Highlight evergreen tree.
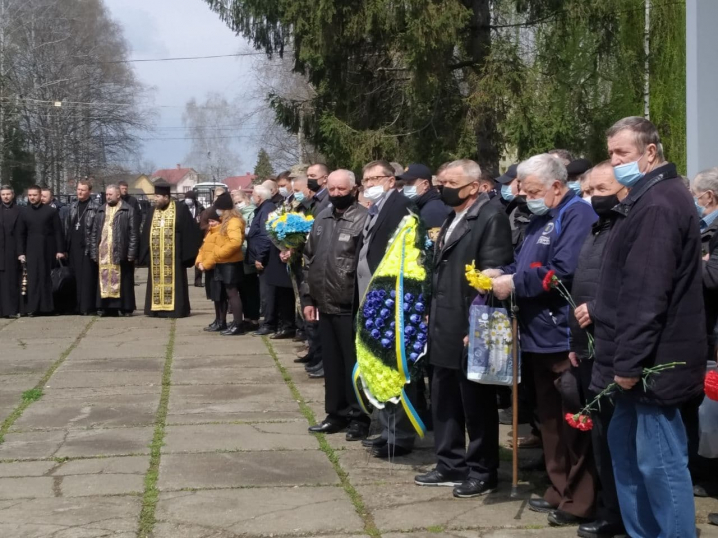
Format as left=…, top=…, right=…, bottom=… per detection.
left=253, top=148, right=275, bottom=182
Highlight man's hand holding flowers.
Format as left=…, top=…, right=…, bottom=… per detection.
left=614, top=375, right=640, bottom=390
left=574, top=303, right=592, bottom=328
left=482, top=268, right=504, bottom=278
left=491, top=274, right=514, bottom=300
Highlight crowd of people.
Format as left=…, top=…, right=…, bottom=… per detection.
left=1, top=115, right=717, bottom=537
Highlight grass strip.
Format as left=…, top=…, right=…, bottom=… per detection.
left=0, top=317, right=95, bottom=443
left=262, top=337, right=381, bottom=538
left=137, top=319, right=176, bottom=538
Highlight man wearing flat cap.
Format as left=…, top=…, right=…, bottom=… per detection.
left=565, top=158, right=593, bottom=197
left=139, top=179, right=202, bottom=318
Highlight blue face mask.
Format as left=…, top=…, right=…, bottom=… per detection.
left=613, top=156, right=645, bottom=188
left=294, top=191, right=305, bottom=203
left=403, top=186, right=419, bottom=199
left=500, top=184, right=515, bottom=202
left=527, top=198, right=550, bottom=216
left=567, top=181, right=581, bottom=195
left=695, top=198, right=706, bottom=217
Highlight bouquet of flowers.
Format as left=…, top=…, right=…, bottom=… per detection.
left=354, top=214, right=431, bottom=437
left=565, top=362, right=685, bottom=431
left=265, top=206, right=315, bottom=251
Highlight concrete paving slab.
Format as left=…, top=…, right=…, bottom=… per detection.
left=0, top=374, right=43, bottom=391
left=68, top=342, right=167, bottom=360
left=39, top=385, right=159, bottom=400
left=46, top=370, right=162, bottom=389
left=155, top=487, right=364, bottom=536
left=54, top=427, right=154, bottom=458
left=337, top=448, right=436, bottom=485
left=159, top=451, right=339, bottom=490
left=0, top=460, right=55, bottom=477
left=59, top=473, right=145, bottom=497
left=163, top=422, right=319, bottom=452
left=172, top=354, right=276, bottom=369
left=13, top=398, right=158, bottom=430
left=173, top=336, right=270, bottom=357
left=0, top=476, right=54, bottom=499
left=355, top=483, right=548, bottom=532
left=57, top=356, right=164, bottom=372
left=172, top=366, right=282, bottom=385
left=0, top=359, right=55, bottom=375
left=0, top=430, right=69, bottom=460
left=54, top=455, right=148, bottom=477
left=166, top=384, right=303, bottom=423
left=0, top=496, right=140, bottom=537
left=2, top=346, right=67, bottom=361
left=383, top=531, right=576, bottom=538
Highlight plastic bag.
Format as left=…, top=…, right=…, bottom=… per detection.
left=466, top=293, right=519, bottom=386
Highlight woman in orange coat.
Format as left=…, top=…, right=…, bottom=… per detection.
left=209, top=193, right=246, bottom=335
left=195, top=208, right=225, bottom=331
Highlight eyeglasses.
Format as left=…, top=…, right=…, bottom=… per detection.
left=362, top=175, right=391, bottom=186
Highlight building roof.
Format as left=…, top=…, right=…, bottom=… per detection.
left=151, top=166, right=196, bottom=185
left=223, top=173, right=257, bottom=191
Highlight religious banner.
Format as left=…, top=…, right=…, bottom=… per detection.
left=150, top=201, right=176, bottom=311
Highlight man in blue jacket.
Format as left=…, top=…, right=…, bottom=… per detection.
left=592, top=117, right=706, bottom=538
left=489, top=153, right=598, bottom=526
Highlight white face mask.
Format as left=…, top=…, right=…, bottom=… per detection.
left=216, top=209, right=224, bottom=217
left=279, top=187, right=290, bottom=198
left=364, top=185, right=386, bottom=203
left=235, top=202, right=246, bottom=210
left=184, top=198, right=194, bottom=206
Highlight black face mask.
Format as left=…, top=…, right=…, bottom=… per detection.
left=329, top=192, right=354, bottom=210
left=308, top=179, right=321, bottom=193
left=591, top=194, right=620, bottom=217
left=441, top=186, right=470, bottom=208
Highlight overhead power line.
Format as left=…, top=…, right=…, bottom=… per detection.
left=101, top=51, right=290, bottom=64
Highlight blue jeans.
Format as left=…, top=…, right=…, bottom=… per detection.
left=608, top=397, right=696, bottom=538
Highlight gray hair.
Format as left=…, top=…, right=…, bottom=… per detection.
left=607, top=116, right=665, bottom=160
left=330, top=169, right=356, bottom=187
left=693, top=167, right=718, bottom=194
left=444, top=159, right=482, bottom=181
left=253, top=185, right=272, bottom=201
left=548, top=149, right=575, bottom=166
left=518, top=154, right=568, bottom=186
left=105, top=184, right=120, bottom=193
left=292, top=175, right=308, bottom=188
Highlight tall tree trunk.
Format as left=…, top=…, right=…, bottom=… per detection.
left=466, top=0, right=499, bottom=172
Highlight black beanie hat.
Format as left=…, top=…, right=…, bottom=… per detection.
left=214, top=192, right=233, bottom=210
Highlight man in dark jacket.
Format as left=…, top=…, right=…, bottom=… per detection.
left=90, top=184, right=138, bottom=316
left=414, top=159, right=513, bottom=498
left=357, top=160, right=416, bottom=455
left=63, top=180, right=101, bottom=315
left=246, top=185, right=279, bottom=336
left=307, top=163, right=332, bottom=215
left=569, top=162, right=627, bottom=538
left=592, top=117, right=706, bottom=538
left=399, top=163, right=450, bottom=236
left=302, top=170, right=370, bottom=441
left=490, top=154, right=598, bottom=525
left=182, top=190, right=205, bottom=287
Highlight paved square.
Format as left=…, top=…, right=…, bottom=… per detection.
left=0, top=274, right=715, bottom=538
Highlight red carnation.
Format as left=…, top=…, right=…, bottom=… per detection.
left=706, top=370, right=718, bottom=402
left=566, top=412, right=593, bottom=431
left=530, top=262, right=542, bottom=269
left=542, top=270, right=557, bottom=292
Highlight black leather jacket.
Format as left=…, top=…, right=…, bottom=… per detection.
left=64, top=198, right=101, bottom=255
left=90, top=202, right=139, bottom=264
left=301, top=201, right=368, bottom=314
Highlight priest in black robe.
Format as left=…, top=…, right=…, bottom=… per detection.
left=63, top=180, right=100, bottom=315
left=0, top=185, right=21, bottom=318
left=139, top=180, right=201, bottom=318
left=17, top=185, right=65, bottom=315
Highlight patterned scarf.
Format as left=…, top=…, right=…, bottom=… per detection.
left=99, top=203, right=121, bottom=299
left=150, top=201, right=176, bottom=311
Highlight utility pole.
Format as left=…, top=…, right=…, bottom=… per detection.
left=643, top=0, right=651, bottom=119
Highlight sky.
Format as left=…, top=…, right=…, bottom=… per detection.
left=104, top=0, right=265, bottom=175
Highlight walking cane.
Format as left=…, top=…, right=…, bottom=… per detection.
left=510, top=294, right=519, bottom=498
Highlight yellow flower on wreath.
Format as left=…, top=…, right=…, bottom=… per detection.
left=465, top=260, right=492, bottom=292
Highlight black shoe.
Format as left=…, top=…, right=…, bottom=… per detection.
left=345, top=422, right=369, bottom=441
left=708, top=513, right=718, bottom=526
left=548, top=510, right=590, bottom=527
left=204, top=320, right=220, bottom=332
left=294, top=353, right=312, bottom=364
left=308, top=421, right=346, bottom=434
left=194, top=280, right=203, bottom=287
left=414, top=469, right=465, bottom=487
left=453, top=478, right=497, bottom=498
left=242, top=320, right=260, bottom=332
left=252, top=326, right=274, bottom=336
left=308, top=368, right=324, bottom=378
left=577, top=519, right=626, bottom=537
left=292, top=331, right=306, bottom=342
left=362, top=436, right=387, bottom=449
left=270, top=329, right=296, bottom=340
left=220, top=323, right=245, bottom=336
left=372, top=444, right=412, bottom=459
left=528, top=498, right=558, bottom=514
left=206, top=322, right=227, bottom=333
left=306, top=361, right=324, bottom=373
